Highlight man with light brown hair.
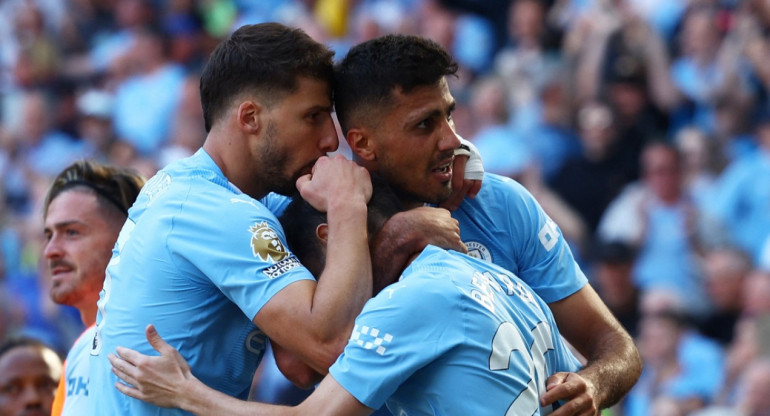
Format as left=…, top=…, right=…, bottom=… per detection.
left=43, top=160, right=145, bottom=416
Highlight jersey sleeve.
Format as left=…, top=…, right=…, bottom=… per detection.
left=498, top=176, right=588, bottom=302
left=328, top=276, right=461, bottom=410
left=167, top=190, right=314, bottom=321
left=259, top=192, right=292, bottom=217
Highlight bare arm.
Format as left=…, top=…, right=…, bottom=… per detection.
left=110, top=325, right=370, bottom=416
left=271, top=341, right=323, bottom=389
left=371, top=207, right=465, bottom=294
left=633, top=16, right=681, bottom=111
left=540, top=285, right=641, bottom=416
left=254, top=155, right=373, bottom=374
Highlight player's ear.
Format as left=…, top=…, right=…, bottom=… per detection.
left=315, top=223, right=329, bottom=245
left=237, top=100, right=262, bottom=134
left=347, top=128, right=376, bottom=161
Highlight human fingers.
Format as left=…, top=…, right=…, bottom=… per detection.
left=467, top=180, right=482, bottom=198
left=451, top=154, right=468, bottom=192
left=439, top=181, right=472, bottom=211
left=298, top=156, right=371, bottom=211
left=114, top=381, right=144, bottom=401
left=109, top=353, right=139, bottom=386
left=542, top=372, right=598, bottom=416
left=146, top=324, right=173, bottom=355
left=295, top=174, right=311, bottom=194
left=114, top=346, right=143, bottom=368
left=421, top=207, right=466, bottom=253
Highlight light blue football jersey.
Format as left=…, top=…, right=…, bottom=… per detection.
left=329, top=245, right=581, bottom=415
left=452, top=173, right=587, bottom=303
left=88, top=149, right=314, bottom=415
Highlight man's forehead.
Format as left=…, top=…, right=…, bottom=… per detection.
left=393, top=82, right=454, bottom=115
left=281, top=77, right=332, bottom=107
left=45, top=191, right=106, bottom=229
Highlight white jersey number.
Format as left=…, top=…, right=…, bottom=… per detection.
left=489, top=321, right=555, bottom=415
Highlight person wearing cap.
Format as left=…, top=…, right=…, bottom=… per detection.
left=42, top=160, right=145, bottom=416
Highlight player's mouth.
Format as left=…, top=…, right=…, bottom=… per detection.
left=49, top=264, right=73, bottom=281
left=431, top=158, right=454, bottom=181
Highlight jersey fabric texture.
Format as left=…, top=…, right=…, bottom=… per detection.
left=329, top=245, right=581, bottom=415
left=451, top=173, right=587, bottom=303
left=88, top=149, right=314, bottom=415
left=51, top=325, right=95, bottom=416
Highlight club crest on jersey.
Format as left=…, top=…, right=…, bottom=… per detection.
left=249, top=221, right=287, bottom=263
left=466, top=241, right=492, bottom=262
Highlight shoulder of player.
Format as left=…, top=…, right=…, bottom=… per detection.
left=391, top=251, right=472, bottom=300
left=455, top=173, right=537, bottom=222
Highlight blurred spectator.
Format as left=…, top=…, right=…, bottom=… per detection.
left=625, top=301, right=725, bottom=416
left=10, top=2, right=60, bottom=89
left=674, top=125, right=722, bottom=212
left=598, top=141, right=710, bottom=317
left=1, top=90, right=85, bottom=219
left=742, top=269, right=770, bottom=318
left=714, top=317, right=762, bottom=408
left=158, top=73, right=205, bottom=167
left=568, top=0, right=679, bottom=113
left=707, top=115, right=770, bottom=263
left=495, top=0, right=563, bottom=132
left=0, top=337, right=62, bottom=416
left=761, top=235, right=770, bottom=272
left=699, top=247, right=754, bottom=345
left=712, top=93, right=759, bottom=164
left=87, top=0, right=155, bottom=78
left=468, top=75, right=529, bottom=178
left=74, top=88, right=116, bottom=160
left=470, top=76, right=588, bottom=248
left=111, top=25, right=185, bottom=156
left=161, top=0, right=208, bottom=70
left=591, top=240, right=640, bottom=336
left=669, top=4, right=751, bottom=134
left=736, top=357, right=770, bottom=416
left=16, top=90, right=86, bottom=178
left=550, top=100, right=636, bottom=235
left=523, top=77, right=582, bottom=181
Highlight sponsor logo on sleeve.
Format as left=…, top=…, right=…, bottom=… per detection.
left=249, top=221, right=288, bottom=263
left=351, top=325, right=393, bottom=356
left=262, top=256, right=301, bottom=279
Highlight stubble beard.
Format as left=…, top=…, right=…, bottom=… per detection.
left=261, top=122, right=301, bottom=196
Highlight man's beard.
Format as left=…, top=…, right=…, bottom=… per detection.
left=260, top=121, right=300, bottom=196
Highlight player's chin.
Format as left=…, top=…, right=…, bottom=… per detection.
left=49, top=289, right=73, bottom=306
left=425, top=185, right=453, bottom=206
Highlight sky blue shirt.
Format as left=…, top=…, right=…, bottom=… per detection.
left=707, top=151, right=770, bottom=261
left=329, top=245, right=581, bottom=415
left=88, top=149, right=314, bottom=415
left=451, top=173, right=588, bottom=303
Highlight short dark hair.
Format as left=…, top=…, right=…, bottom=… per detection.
left=333, top=34, right=458, bottom=133
left=0, top=337, right=57, bottom=362
left=200, top=22, right=334, bottom=132
left=43, top=160, right=146, bottom=220
left=279, top=174, right=403, bottom=273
